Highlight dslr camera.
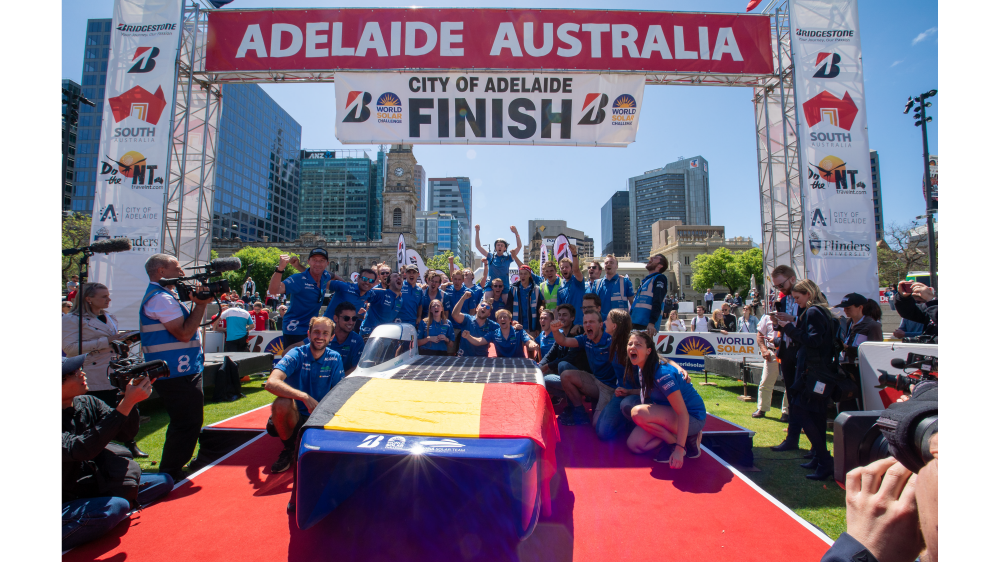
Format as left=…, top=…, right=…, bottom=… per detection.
left=107, top=332, right=170, bottom=392
left=158, top=257, right=241, bottom=302
left=833, top=353, right=938, bottom=483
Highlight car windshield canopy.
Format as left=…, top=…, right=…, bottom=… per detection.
left=357, top=336, right=412, bottom=369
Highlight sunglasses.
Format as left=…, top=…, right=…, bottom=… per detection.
left=587, top=266, right=599, bottom=270
left=360, top=276, right=376, bottom=284
left=380, top=272, right=390, bottom=276
left=339, top=315, right=358, bottom=322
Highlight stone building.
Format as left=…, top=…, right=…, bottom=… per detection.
left=647, top=220, right=755, bottom=305
left=525, top=220, right=595, bottom=263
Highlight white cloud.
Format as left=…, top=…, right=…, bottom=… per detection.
left=466, top=149, right=477, bottom=160
left=890, top=60, right=903, bottom=68
left=912, top=27, right=937, bottom=45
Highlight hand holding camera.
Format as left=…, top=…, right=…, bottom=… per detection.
left=844, top=458, right=923, bottom=562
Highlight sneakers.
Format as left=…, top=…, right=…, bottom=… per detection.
left=653, top=444, right=677, bottom=463
left=557, top=406, right=590, bottom=426
left=685, top=433, right=702, bottom=459
left=271, top=447, right=294, bottom=473
left=778, top=413, right=790, bottom=423
left=557, top=406, right=577, bottom=425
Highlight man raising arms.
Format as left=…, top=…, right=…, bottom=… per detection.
left=268, top=248, right=332, bottom=346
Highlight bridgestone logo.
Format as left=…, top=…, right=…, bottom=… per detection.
left=796, top=29, right=854, bottom=38
left=117, top=23, right=177, bottom=33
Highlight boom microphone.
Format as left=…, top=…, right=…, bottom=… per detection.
left=206, top=256, right=242, bottom=274
left=62, top=237, right=132, bottom=256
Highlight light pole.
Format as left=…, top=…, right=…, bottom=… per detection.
left=903, top=89, right=938, bottom=290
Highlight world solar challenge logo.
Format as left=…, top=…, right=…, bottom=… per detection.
left=611, top=94, right=637, bottom=126
left=376, top=92, right=403, bottom=124
left=676, top=336, right=716, bottom=356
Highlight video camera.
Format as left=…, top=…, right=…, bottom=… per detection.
left=158, top=257, right=241, bottom=302
left=833, top=352, right=938, bottom=484
left=107, top=332, right=170, bottom=392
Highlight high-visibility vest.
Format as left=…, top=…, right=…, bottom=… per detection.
left=539, top=279, right=562, bottom=310
left=139, top=284, right=203, bottom=379
left=631, top=272, right=665, bottom=326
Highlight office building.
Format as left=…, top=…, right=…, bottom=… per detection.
left=525, top=220, right=595, bottom=262
left=413, top=164, right=426, bottom=211
left=298, top=149, right=380, bottom=242
left=62, top=80, right=90, bottom=212
left=416, top=211, right=461, bottom=256
left=870, top=150, right=884, bottom=241
left=628, top=156, right=711, bottom=261
left=428, top=177, right=472, bottom=266
left=70, top=18, right=112, bottom=213
left=601, top=191, right=630, bottom=257
left=213, top=84, right=301, bottom=242
left=369, top=150, right=385, bottom=241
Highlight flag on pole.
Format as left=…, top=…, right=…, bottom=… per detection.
left=554, top=235, right=572, bottom=262
left=540, top=241, right=549, bottom=264
left=405, top=249, right=428, bottom=278
left=396, top=234, right=406, bottom=273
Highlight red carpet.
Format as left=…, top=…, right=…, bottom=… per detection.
left=65, top=419, right=831, bottom=561
left=210, top=405, right=271, bottom=429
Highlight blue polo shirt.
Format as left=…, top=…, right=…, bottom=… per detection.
left=484, top=326, right=532, bottom=358
left=594, top=274, right=634, bottom=320
left=443, top=284, right=474, bottom=315
left=558, top=275, right=587, bottom=325
left=281, top=269, right=332, bottom=335
left=421, top=288, right=452, bottom=318
left=275, top=344, right=346, bottom=416
left=417, top=319, right=455, bottom=352
left=326, top=331, right=365, bottom=372
left=397, top=280, right=423, bottom=326
left=537, top=329, right=558, bottom=359
left=468, top=284, right=484, bottom=308
left=324, top=280, right=375, bottom=321
left=574, top=332, right=617, bottom=387
left=486, top=252, right=515, bottom=291
left=360, top=288, right=402, bottom=336
left=647, top=363, right=707, bottom=421
left=481, top=289, right=509, bottom=321
left=454, top=314, right=499, bottom=357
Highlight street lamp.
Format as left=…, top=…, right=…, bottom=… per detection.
left=903, top=89, right=938, bottom=290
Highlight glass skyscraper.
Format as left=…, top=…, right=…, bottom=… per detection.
left=299, top=150, right=382, bottom=241
left=428, top=177, right=472, bottom=266
left=213, top=84, right=301, bottom=242
left=628, top=157, right=711, bottom=261
left=601, top=191, right=630, bottom=257
left=71, top=18, right=112, bottom=213
left=62, top=79, right=85, bottom=212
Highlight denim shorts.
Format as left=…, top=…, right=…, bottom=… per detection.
left=625, top=398, right=706, bottom=437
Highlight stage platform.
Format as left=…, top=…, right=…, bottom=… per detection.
left=203, top=352, right=274, bottom=384
left=65, top=408, right=831, bottom=561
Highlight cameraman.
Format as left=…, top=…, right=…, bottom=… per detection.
left=62, top=356, right=173, bottom=550
left=893, top=281, right=937, bottom=341
left=141, top=253, right=213, bottom=481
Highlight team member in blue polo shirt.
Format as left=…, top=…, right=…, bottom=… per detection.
left=475, top=224, right=522, bottom=292
left=593, top=254, right=634, bottom=319
left=623, top=331, right=707, bottom=467
left=418, top=270, right=451, bottom=321
left=462, top=308, right=539, bottom=358
left=397, top=265, right=423, bottom=327
left=268, top=249, right=333, bottom=346
left=360, top=271, right=404, bottom=338
left=549, top=309, right=627, bottom=428
left=324, top=267, right=378, bottom=330
left=326, top=302, right=365, bottom=374
left=417, top=299, right=455, bottom=356
left=632, top=253, right=670, bottom=337
left=557, top=245, right=586, bottom=325
left=480, top=277, right=510, bottom=322
left=451, top=291, right=500, bottom=357
left=443, top=267, right=474, bottom=314
left=463, top=266, right=483, bottom=308
left=265, top=316, right=345, bottom=475
left=537, top=309, right=557, bottom=359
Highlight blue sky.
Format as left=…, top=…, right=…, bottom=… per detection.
left=61, top=0, right=938, bottom=261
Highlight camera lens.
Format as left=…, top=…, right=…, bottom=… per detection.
left=859, top=425, right=893, bottom=466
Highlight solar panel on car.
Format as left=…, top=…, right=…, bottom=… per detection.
left=389, top=356, right=539, bottom=384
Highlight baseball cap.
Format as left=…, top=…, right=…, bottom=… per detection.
left=519, top=264, right=532, bottom=271
left=308, top=247, right=329, bottom=260
left=835, top=293, right=867, bottom=308
left=63, top=355, right=86, bottom=376
left=404, top=264, right=418, bottom=272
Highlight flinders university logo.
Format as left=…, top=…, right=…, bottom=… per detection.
left=611, top=94, right=637, bottom=126
left=677, top=336, right=715, bottom=356
left=342, top=91, right=372, bottom=123
left=376, top=93, right=403, bottom=124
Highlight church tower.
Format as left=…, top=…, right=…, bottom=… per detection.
left=382, top=144, right=420, bottom=247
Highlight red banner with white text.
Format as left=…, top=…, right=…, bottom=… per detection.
left=205, top=8, right=773, bottom=74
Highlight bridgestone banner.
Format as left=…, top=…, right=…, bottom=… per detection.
left=206, top=8, right=773, bottom=75
left=334, top=72, right=645, bottom=147
left=789, top=0, right=878, bottom=301
left=89, top=0, right=183, bottom=329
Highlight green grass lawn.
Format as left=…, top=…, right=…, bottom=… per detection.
left=132, top=373, right=846, bottom=540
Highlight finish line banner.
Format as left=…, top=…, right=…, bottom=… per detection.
left=789, top=0, right=879, bottom=302
left=334, top=72, right=645, bottom=146
left=89, top=0, right=183, bottom=329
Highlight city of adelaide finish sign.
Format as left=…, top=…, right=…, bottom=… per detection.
left=205, top=8, right=773, bottom=75
left=334, top=72, right=645, bottom=146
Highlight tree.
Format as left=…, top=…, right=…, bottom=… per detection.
left=691, top=247, right=763, bottom=296
left=877, top=221, right=932, bottom=287
left=218, top=246, right=301, bottom=297
left=528, top=259, right=540, bottom=275
left=425, top=251, right=462, bottom=273
left=62, top=212, right=92, bottom=286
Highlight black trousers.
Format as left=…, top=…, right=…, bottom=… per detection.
left=792, top=403, right=830, bottom=461
left=153, top=372, right=204, bottom=473
left=224, top=338, right=248, bottom=352
left=779, top=354, right=804, bottom=447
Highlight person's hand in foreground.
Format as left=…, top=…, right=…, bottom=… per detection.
left=844, top=457, right=923, bottom=562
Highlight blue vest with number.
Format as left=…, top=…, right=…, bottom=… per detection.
left=139, top=284, right=204, bottom=379
left=631, top=272, right=665, bottom=327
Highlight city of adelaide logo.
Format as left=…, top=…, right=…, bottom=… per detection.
left=611, top=94, right=637, bottom=126
left=376, top=93, right=403, bottom=124
left=809, top=231, right=871, bottom=258
left=578, top=93, right=608, bottom=125
left=100, top=151, right=163, bottom=188
left=808, top=155, right=866, bottom=194
left=343, top=91, right=373, bottom=123
left=107, top=85, right=168, bottom=125
left=677, top=337, right=715, bottom=356
left=813, top=52, right=841, bottom=79
left=128, top=46, right=160, bottom=74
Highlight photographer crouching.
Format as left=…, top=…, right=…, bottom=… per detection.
left=62, top=356, right=174, bottom=550
left=141, top=253, right=214, bottom=481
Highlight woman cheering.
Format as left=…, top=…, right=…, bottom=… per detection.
left=417, top=299, right=455, bottom=356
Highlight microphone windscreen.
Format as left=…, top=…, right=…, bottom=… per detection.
left=209, top=256, right=243, bottom=273
left=90, top=237, right=132, bottom=254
